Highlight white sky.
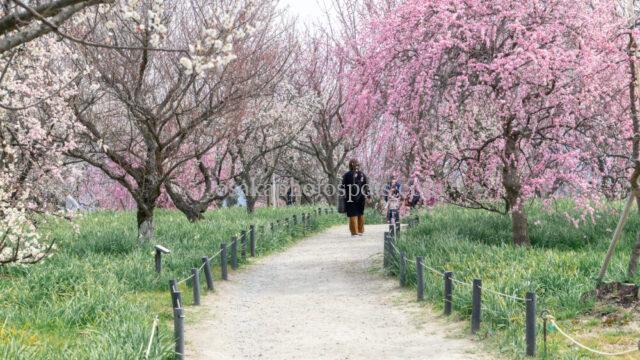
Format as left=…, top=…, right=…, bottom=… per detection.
left=280, top=0, right=326, bottom=26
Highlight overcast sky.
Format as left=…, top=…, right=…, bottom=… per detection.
left=280, top=0, right=326, bottom=25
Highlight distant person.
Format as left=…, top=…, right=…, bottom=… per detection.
left=286, top=187, right=295, bottom=206
left=341, top=159, right=371, bottom=236
left=385, top=187, right=401, bottom=224
left=408, top=179, right=422, bottom=208
left=383, top=175, right=401, bottom=202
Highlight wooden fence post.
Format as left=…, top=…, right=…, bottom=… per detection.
left=416, top=257, right=425, bottom=301
left=250, top=225, right=256, bottom=257
left=241, top=230, right=247, bottom=258
left=383, top=232, right=391, bottom=269
left=444, top=271, right=453, bottom=315
left=399, top=251, right=407, bottom=287
left=173, top=307, right=185, bottom=359
left=220, top=243, right=228, bottom=280
left=231, top=237, right=238, bottom=270
left=471, top=279, right=482, bottom=334
left=201, top=257, right=214, bottom=290
left=191, top=268, right=200, bottom=305
left=169, top=279, right=178, bottom=308
left=526, top=292, right=537, bottom=357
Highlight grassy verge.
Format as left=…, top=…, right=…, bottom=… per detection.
left=395, top=203, right=640, bottom=359
left=0, top=206, right=382, bottom=359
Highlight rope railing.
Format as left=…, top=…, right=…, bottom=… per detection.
left=143, top=315, right=160, bottom=360
left=208, top=247, right=225, bottom=262
left=143, top=208, right=334, bottom=359
left=173, top=227, right=247, bottom=285
left=544, top=314, right=640, bottom=357
left=423, top=262, right=445, bottom=277
left=176, top=274, right=194, bottom=286
left=450, top=277, right=472, bottom=287
left=388, top=218, right=638, bottom=357
left=478, top=285, right=528, bottom=302
left=389, top=238, right=525, bottom=301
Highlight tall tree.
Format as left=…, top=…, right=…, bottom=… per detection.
left=346, top=0, right=618, bottom=246
left=68, top=0, right=273, bottom=241
left=229, top=85, right=314, bottom=213
left=164, top=3, right=297, bottom=218
left=0, top=0, right=110, bottom=53
left=291, top=33, right=360, bottom=205
left=0, top=35, right=77, bottom=264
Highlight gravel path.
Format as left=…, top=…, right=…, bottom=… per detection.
left=185, top=224, right=492, bottom=360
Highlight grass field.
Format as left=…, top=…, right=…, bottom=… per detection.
left=0, top=206, right=383, bottom=359
left=5, top=200, right=637, bottom=359
left=396, top=202, right=640, bottom=359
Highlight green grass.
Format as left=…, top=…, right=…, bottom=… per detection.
left=395, top=203, right=640, bottom=359
left=0, top=206, right=383, bottom=359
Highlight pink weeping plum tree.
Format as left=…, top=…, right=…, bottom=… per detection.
left=345, top=0, right=624, bottom=246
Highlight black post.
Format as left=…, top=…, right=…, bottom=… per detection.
left=389, top=231, right=397, bottom=274
left=202, top=257, right=214, bottom=290
left=383, top=232, right=390, bottom=269
left=220, top=243, right=228, bottom=280
left=416, top=256, right=425, bottom=301
left=399, top=251, right=407, bottom=287
left=526, top=292, right=537, bottom=357
left=543, top=314, right=548, bottom=357
left=191, top=268, right=200, bottom=306
left=231, top=237, right=238, bottom=270
left=173, top=307, right=185, bottom=359
left=155, top=249, right=162, bottom=273
left=292, top=214, right=297, bottom=226
left=250, top=225, right=256, bottom=257
left=302, top=213, right=307, bottom=234
left=169, top=279, right=178, bottom=308
left=444, top=271, right=453, bottom=315
left=471, top=279, right=482, bottom=334
left=270, top=222, right=274, bottom=232
left=170, top=281, right=183, bottom=313
left=241, top=230, right=247, bottom=258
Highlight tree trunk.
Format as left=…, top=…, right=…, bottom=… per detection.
left=246, top=196, right=256, bottom=214
left=325, top=172, right=340, bottom=206
left=182, top=207, right=206, bottom=222
left=137, top=205, right=155, bottom=243
left=502, top=129, right=530, bottom=246
left=164, top=182, right=211, bottom=222
left=626, top=192, right=640, bottom=280
left=511, top=207, right=529, bottom=246
left=598, top=193, right=635, bottom=283
left=626, top=231, right=640, bottom=280
left=620, top=33, right=640, bottom=281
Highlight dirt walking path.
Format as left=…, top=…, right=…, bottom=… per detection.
left=185, top=224, right=493, bottom=360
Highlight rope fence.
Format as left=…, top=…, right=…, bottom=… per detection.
left=544, top=314, right=639, bottom=356
left=143, top=315, right=160, bottom=360
left=141, top=207, right=336, bottom=359
left=387, top=215, right=640, bottom=358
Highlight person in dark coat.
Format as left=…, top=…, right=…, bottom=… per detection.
left=341, top=159, right=371, bottom=236
left=286, top=187, right=295, bottom=206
